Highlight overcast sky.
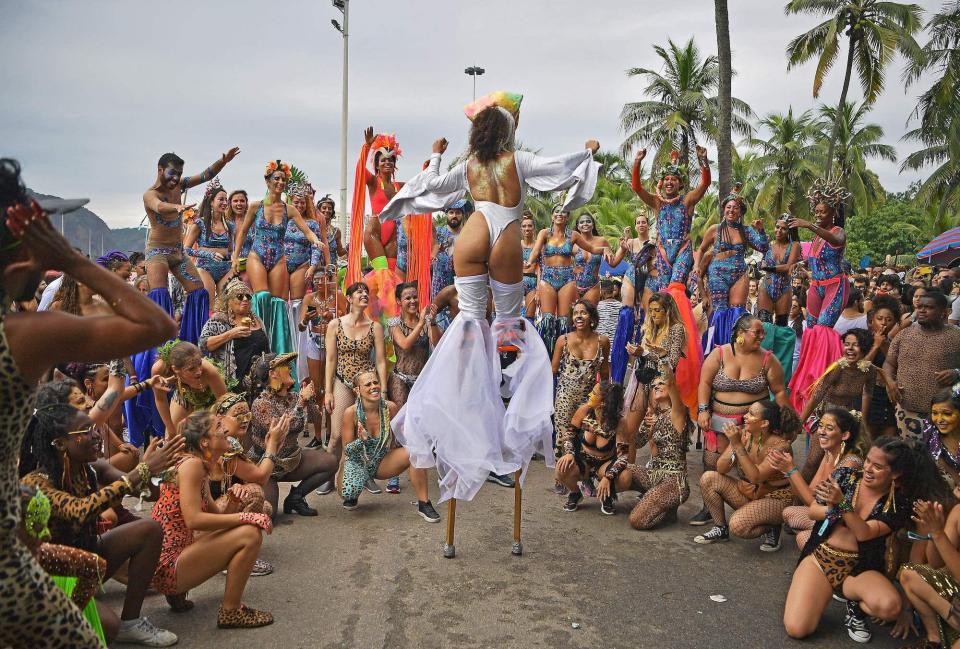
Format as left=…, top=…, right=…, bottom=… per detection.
left=0, top=0, right=942, bottom=228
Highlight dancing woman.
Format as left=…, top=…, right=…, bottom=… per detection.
left=631, top=147, right=711, bottom=291
left=787, top=179, right=851, bottom=414
left=769, top=407, right=863, bottom=549
left=572, top=212, right=605, bottom=303
left=184, top=179, right=234, bottom=306
left=284, top=182, right=325, bottom=301
left=607, top=212, right=656, bottom=384
left=555, top=381, right=631, bottom=515
left=151, top=340, right=227, bottom=439
left=150, top=411, right=275, bottom=629
left=520, top=213, right=539, bottom=320
left=0, top=159, right=177, bottom=648
left=782, top=438, right=935, bottom=642
left=627, top=365, right=692, bottom=530
left=697, top=184, right=769, bottom=352
left=227, top=190, right=251, bottom=262
left=757, top=215, right=800, bottom=325
left=525, top=206, right=608, bottom=352
left=379, top=90, right=601, bottom=501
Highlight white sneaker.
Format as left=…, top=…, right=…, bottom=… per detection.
left=115, top=617, right=178, bottom=647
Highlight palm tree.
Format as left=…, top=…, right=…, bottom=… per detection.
left=691, top=191, right=720, bottom=244
left=784, top=0, right=923, bottom=174
left=901, top=124, right=960, bottom=226
left=748, top=108, right=822, bottom=220
left=816, top=100, right=895, bottom=214
left=619, top=37, right=753, bottom=173
left=714, top=0, right=734, bottom=198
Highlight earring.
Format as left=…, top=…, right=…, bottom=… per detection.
left=836, top=441, right=846, bottom=466
left=736, top=335, right=744, bottom=346
left=201, top=444, right=212, bottom=462
left=883, top=477, right=896, bottom=513
left=269, top=375, right=282, bottom=391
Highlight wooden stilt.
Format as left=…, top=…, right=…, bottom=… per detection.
left=511, top=469, right=523, bottom=555
left=443, top=499, right=457, bottom=558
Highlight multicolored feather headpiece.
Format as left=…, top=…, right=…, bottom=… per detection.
left=463, top=91, right=523, bottom=121
left=370, top=134, right=402, bottom=160
left=658, top=150, right=686, bottom=181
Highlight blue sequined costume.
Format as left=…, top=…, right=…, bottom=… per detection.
left=574, top=249, right=602, bottom=292
left=284, top=218, right=321, bottom=273
left=649, top=197, right=693, bottom=292
left=706, top=224, right=769, bottom=309
left=761, top=241, right=794, bottom=302
left=250, top=204, right=289, bottom=272
left=187, top=217, right=233, bottom=282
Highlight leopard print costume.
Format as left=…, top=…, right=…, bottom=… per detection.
left=0, top=303, right=102, bottom=647
left=553, top=338, right=603, bottom=457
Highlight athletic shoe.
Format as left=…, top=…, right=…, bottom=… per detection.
left=487, top=472, right=515, bottom=488
left=250, top=559, right=273, bottom=577
left=386, top=477, right=401, bottom=494
left=314, top=481, right=334, bottom=496
left=694, top=525, right=729, bottom=544
left=342, top=498, right=358, bottom=511
left=305, top=437, right=322, bottom=449
left=364, top=479, right=382, bottom=494
left=845, top=600, right=872, bottom=643
left=417, top=500, right=440, bottom=523
left=600, top=497, right=616, bottom=516
left=114, top=617, right=178, bottom=647
left=563, top=491, right=583, bottom=512
left=688, top=506, right=713, bottom=526
left=760, top=525, right=782, bottom=553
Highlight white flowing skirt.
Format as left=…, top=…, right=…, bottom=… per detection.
left=393, top=314, right=554, bottom=502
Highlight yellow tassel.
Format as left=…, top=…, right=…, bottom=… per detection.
left=883, top=477, right=896, bottom=514
left=835, top=441, right=845, bottom=467
left=805, top=361, right=842, bottom=399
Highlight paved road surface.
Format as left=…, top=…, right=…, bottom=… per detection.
left=104, top=448, right=904, bottom=648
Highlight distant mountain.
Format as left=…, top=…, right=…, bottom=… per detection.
left=27, top=190, right=146, bottom=256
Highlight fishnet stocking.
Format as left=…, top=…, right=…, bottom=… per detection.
left=627, top=464, right=689, bottom=530
left=699, top=471, right=789, bottom=538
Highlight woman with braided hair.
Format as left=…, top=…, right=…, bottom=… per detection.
left=184, top=179, right=234, bottom=306
left=340, top=369, right=439, bottom=521
left=19, top=381, right=184, bottom=645
left=0, top=158, right=176, bottom=648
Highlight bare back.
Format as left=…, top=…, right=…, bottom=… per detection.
left=466, top=151, right=521, bottom=207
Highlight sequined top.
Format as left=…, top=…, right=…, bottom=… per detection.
left=544, top=236, right=574, bottom=258
left=807, top=227, right=846, bottom=281
left=656, top=197, right=692, bottom=242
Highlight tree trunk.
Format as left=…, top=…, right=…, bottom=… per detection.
left=825, top=33, right=856, bottom=179
left=714, top=0, right=733, bottom=198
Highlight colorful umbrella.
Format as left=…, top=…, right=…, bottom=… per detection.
left=917, top=226, right=960, bottom=265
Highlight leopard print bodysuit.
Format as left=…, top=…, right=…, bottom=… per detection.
left=553, top=337, right=603, bottom=457
left=0, top=302, right=102, bottom=647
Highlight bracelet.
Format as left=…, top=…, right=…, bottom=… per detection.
left=784, top=468, right=798, bottom=478
left=120, top=475, right=134, bottom=492
left=837, top=498, right=853, bottom=513
left=136, top=462, right=151, bottom=486
left=697, top=404, right=711, bottom=414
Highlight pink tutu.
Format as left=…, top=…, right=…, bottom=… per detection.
left=788, top=325, right=842, bottom=413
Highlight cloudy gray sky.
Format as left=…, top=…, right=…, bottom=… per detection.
left=0, top=0, right=942, bottom=228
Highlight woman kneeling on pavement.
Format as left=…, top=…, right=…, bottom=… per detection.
left=555, top=380, right=633, bottom=515
left=783, top=437, right=937, bottom=642
left=340, top=369, right=440, bottom=521
left=150, top=411, right=276, bottom=629
left=693, top=399, right=800, bottom=552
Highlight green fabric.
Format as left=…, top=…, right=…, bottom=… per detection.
left=251, top=291, right=297, bottom=380
left=761, top=322, right=796, bottom=387
left=370, top=255, right=388, bottom=270
left=51, top=575, right=106, bottom=646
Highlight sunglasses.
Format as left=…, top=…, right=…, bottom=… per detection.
left=233, top=412, right=252, bottom=424
left=234, top=294, right=252, bottom=302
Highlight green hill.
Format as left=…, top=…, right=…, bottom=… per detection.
left=27, top=190, right=146, bottom=256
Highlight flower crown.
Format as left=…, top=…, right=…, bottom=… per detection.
left=204, top=177, right=223, bottom=199
left=806, top=177, right=850, bottom=211
left=265, top=159, right=292, bottom=178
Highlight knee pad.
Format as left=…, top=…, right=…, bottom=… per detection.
left=489, top=278, right=524, bottom=320
left=454, top=274, right=489, bottom=319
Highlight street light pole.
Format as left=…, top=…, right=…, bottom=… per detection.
left=464, top=65, right=485, bottom=100
left=332, top=1, right=349, bottom=237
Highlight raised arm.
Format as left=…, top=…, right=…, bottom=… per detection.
left=181, top=147, right=239, bottom=189
left=745, top=221, right=770, bottom=253
left=571, top=232, right=609, bottom=256
left=683, top=147, right=712, bottom=208
left=4, top=209, right=177, bottom=385
left=631, top=150, right=657, bottom=209
left=373, top=322, right=388, bottom=388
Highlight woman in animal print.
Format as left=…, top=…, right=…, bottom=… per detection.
left=19, top=382, right=183, bottom=645
left=339, top=370, right=439, bottom=522
left=0, top=157, right=176, bottom=648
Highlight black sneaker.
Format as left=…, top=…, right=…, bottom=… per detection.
left=694, top=525, right=729, bottom=544
left=760, top=525, right=782, bottom=553
left=562, top=491, right=583, bottom=512
left=314, top=481, right=333, bottom=496
left=364, top=479, right=382, bottom=494
left=688, top=506, right=713, bottom=526
left=600, top=497, right=616, bottom=516
left=844, top=600, right=871, bottom=643
left=417, top=500, right=440, bottom=523
left=487, top=472, right=515, bottom=488
left=305, top=437, right=322, bottom=449
left=342, top=498, right=358, bottom=511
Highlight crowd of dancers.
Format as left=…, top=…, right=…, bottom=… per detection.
left=3, top=90, right=960, bottom=648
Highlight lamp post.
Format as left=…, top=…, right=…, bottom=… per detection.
left=464, top=65, right=485, bottom=101
left=332, top=0, right=349, bottom=236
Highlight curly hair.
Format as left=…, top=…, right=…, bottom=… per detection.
left=598, top=381, right=624, bottom=433
left=18, top=380, right=85, bottom=481
left=755, top=399, right=802, bottom=443
left=868, top=294, right=902, bottom=326
left=244, top=352, right=275, bottom=405
left=841, top=328, right=873, bottom=358
left=468, top=106, right=515, bottom=163
left=872, top=436, right=953, bottom=507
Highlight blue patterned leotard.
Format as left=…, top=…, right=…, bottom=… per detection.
left=706, top=223, right=768, bottom=308
left=574, top=249, right=602, bottom=292
left=187, top=217, right=233, bottom=282
left=250, top=203, right=289, bottom=273
left=761, top=241, right=794, bottom=302
left=805, top=227, right=847, bottom=327
left=649, top=197, right=694, bottom=292
left=284, top=218, right=322, bottom=273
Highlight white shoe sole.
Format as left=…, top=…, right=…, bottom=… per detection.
left=418, top=511, right=440, bottom=523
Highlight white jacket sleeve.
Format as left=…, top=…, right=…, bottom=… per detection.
left=515, top=150, right=601, bottom=210
left=379, top=154, right=467, bottom=222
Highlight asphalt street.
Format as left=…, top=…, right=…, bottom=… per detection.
left=104, top=447, right=904, bottom=649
